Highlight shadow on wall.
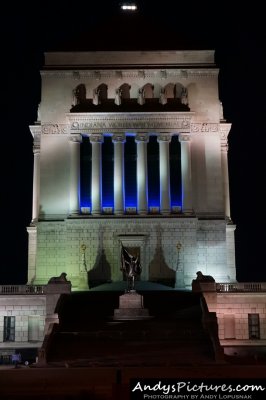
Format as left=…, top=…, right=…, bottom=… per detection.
left=88, top=249, right=112, bottom=288
left=149, top=225, right=175, bottom=287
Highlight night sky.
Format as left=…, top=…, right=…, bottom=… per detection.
left=1, top=1, right=265, bottom=284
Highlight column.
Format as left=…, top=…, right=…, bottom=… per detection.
left=32, top=134, right=41, bottom=222
left=179, top=134, right=193, bottom=214
left=220, top=124, right=231, bottom=220
left=135, top=133, right=148, bottom=214
left=112, top=133, right=125, bottom=214
left=69, top=134, right=81, bottom=215
left=26, top=226, right=37, bottom=284
left=157, top=134, right=171, bottom=214
left=90, top=134, right=103, bottom=215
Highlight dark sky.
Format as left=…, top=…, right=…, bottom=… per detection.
left=1, top=1, right=266, bottom=284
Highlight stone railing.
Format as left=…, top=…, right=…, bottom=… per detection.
left=0, top=285, right=46, bottom=295
left=216, top=282, right=266, bottom=292
left=193, top=282, right=266, bottom=293
left=0, top=283, right=71, bottom=295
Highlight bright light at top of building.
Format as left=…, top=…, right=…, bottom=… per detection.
left=121, top=3, right=137, bottom=11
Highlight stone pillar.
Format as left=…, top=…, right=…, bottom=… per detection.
left=179, top=133, right=193, bottom=214
left=90, top=134, right=103, bottom=215
left=135, top=133, right=148, bottom=214
left=220, top=124, right=231, bottom=220
left=32, top=135, right=41, bottom=222
left=157, top=134, right=171, bottom=214
left=226, top=223, right=236, bottom=282
left=112, top=133, right=125, bottom=215
left=69, top=134, right=81, bottom=215
left=27, top=226, right=37, bottom=284
left=29, top=126, right=41, bottom=223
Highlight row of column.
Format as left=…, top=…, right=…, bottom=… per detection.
left=69, top=132, right=193, bottom=216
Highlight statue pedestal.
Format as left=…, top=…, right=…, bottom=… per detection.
left=113, top=291, right=151, bottom=320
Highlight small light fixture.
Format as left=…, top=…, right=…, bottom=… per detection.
left=120, top=3, right=137, bottom=11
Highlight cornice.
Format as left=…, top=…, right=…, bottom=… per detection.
left=41, top=69, right=218, bottom=80
left=29, top=125, right=42, bottom=138
left=67, top=112, right=194, bottom=134
left=220, top=122, right=232, bottom=138
left=220, top=123, right=232, bottom=151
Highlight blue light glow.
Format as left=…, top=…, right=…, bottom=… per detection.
left=80, top=137, right=92, bottom=210
left=125, top=137, right=137, bottom=208
left=102, top=136, right=114, bottom=208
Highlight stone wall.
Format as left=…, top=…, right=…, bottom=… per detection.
left=33, top=218, right=234, bottom=289
left=204, top=292, right=266, bottom=340
left=0, top=296, right=46, bottom=343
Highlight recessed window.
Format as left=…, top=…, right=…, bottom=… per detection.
left=248, top=313, right=260, bottom=339
left=4, top=316, right=15, bottom=342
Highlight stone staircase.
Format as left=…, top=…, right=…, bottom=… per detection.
left=46, top=290, right=217, bottom=366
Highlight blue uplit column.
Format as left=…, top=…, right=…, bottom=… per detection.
left=112, top=133, right=125, bottom=215
left=179, top=133, right=193, bottom=214
left=135, top=133, right=148, bottom=214
left=90, top=134, right=103, bottom=215
left=158, top=134, right=171, bottom=214
left=69, top=134, right=82, bottom=215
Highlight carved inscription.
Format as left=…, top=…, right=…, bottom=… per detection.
left=68, top=113, right=193, bottom=133
left=191, top=123, right=220, bottom=133
left=42, top=124, right=69, bottom=134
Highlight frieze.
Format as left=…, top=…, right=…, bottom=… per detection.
left=42, top=124, right=69, bottom=135
left=67, top=112, right=194, bottom=134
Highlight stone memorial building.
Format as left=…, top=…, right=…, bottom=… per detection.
left=27, top=50, right=236, bottom=290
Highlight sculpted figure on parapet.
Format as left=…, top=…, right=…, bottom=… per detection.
left=48, top=272, right=70, bottom=284
left=195, top=271, right=215, bottom=282
left=191, top=271, right=215, bottom=292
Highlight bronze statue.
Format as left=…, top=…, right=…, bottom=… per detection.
left=120, top=244, right=141, bottom=291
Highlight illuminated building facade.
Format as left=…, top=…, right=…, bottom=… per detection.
left=27, top=50, right=236, bottom=290
left=1, top=50, right=266, bottom=364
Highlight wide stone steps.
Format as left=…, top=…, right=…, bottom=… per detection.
left=45, top=290, right=216, bottom=365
